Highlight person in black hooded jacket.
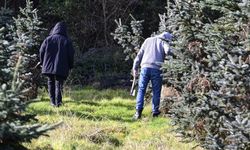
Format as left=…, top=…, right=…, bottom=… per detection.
left=39, top=22, right=75, bottom=107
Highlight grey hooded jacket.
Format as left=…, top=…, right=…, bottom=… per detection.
left=132, top=32, right=173, bottom=71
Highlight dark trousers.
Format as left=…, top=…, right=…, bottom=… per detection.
left=46, top=74, right=65, bottom=106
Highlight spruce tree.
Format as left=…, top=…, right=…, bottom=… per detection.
left=0, top=7, right=13, bottom=84
left=160, top=0, right=210, bottom=143
left=161, top=0, right=250, bottom=149
left=0, top=7, right=13, bottom=26
left=0, top=1, right=60, bottom=149
left=112, top=15, right=144, bottom=61
left=10, top=0, right=44, bottom=99
left=0, top=55, right=60, bottom=149
left=199, top=0, right=250, bottom=149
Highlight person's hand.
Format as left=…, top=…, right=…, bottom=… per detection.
left=133, top=70, right=138, bottom=77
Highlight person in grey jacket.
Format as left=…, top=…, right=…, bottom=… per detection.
left=132, top=32, right=173, bottom=120
left=40, top=22, right=74, bottom=107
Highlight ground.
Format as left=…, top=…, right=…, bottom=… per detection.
left=23, top=87, right=203, bottom=150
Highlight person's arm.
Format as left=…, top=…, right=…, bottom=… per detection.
left=132, top=40, right=146, bottom=76
left=163, top=42, right=173, bottom=56
left=163, top=42, right=176, bottom=60
left=67, top=40, right=75, bottom=69
left=39, top=39, right=47, bottom=65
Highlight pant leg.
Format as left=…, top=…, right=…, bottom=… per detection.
left=136, top=68, right=150, bottom=111
left=47, top=74, right=56, bottom=105
left=55, top=75, right=64, bottom=105
left=151, top=69, right=162, bottom=114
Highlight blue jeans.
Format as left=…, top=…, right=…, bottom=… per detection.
left=136, top=67, right=162, bottom=114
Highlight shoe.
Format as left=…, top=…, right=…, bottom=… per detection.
left=152, top=111, right=161, bottom=117
left=50, top=102, right=56, bottom=107
left=132, top=110, right=142, bottom=120
left=56, top=102, right=62, bottom=107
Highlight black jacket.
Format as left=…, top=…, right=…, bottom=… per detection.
left=39, top=22, right=74, bottom=78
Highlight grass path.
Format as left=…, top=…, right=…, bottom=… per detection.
left=24, top=88, right=202, bottom=150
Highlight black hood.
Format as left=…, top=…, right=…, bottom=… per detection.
left=50, top=22, right=67, bottom=36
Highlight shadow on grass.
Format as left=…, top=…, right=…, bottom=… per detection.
left=103, top=102, right=135, bottom=110
left=36, top=99, right=134, bottom=109
left=38, top=97, right=101, bottom=107
left=29, top=105, right=134, bottom=123
left=29, top=99, right=134, bottom=122
left=32, top=88, right=136, bottom=122
left=66, top=88, right=134, bottom=101
left=64, top=100, right=101, bottom=106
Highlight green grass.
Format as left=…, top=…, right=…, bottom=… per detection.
left=23, top=87, right=202, bottom=150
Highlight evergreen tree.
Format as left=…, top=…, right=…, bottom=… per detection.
left=161, top=0, right=250, bottom=149
left=112, top=15, right=144, bottom=61
left=0, top=55, right=60, bottom=149
left=0, top=1, right=60, bottom=149
left=160, top=0, right=210, bottom=143
left=0, top=7, right=13, bottom=26
left=199, top=0, right=250, bottom=149
left=10, top=0, right=44, bottom=99
left=161, top=0, right=207, bottom=90
left=0, top=7, right=14, bottom=84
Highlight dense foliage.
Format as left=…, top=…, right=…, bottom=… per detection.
left=161, top=0, right=250, bottom=149
left=112, top=15, right=144, bottom=61
left=68, top=47, right=132, bottom=87
left=12, top=0, right=44, bottom=99
left=0, top=1, right=58, bottom=148
left=37, top=0, right=139, bottom=51
left=113, top=0, right=250, bottom=149
left=1, top=0, right=44, bottom=99
left=0, top=57, right=58, bottom=149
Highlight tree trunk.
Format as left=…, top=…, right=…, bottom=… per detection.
left=102, top=0, right=108, bottom=46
